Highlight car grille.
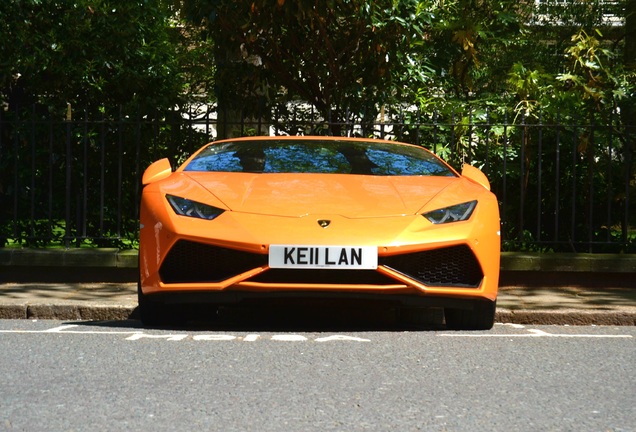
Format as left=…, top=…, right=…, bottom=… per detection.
left=160, top=240, right=483, bottom=288
left=379, top=244, right=483, bottom=288
left=159, top=240, right=268, bottom=283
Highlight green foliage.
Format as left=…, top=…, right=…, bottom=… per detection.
left=0, top=0, right=191, bottom=116
left=1, top=0, right=635, bottom=251
left=179, top=0, right=437, bottom=132
left=0, top=0, right=219, bottom=249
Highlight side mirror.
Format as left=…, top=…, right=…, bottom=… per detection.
left=461, top=164, right=491, bottom=191
left=142, top=158, right=172, bottom=186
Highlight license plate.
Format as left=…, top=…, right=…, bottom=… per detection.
left=269, top=245, right=378, bottom=269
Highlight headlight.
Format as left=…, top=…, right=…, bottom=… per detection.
left=166, top=195, right=225, bottom=220
left=423, top=200, right=477, bottom=224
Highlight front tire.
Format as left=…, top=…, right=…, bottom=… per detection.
left=444, top=299, right=496, bottom=330
left=398, top=307, right=445, bottom=328
left=137, top=281, right=180, bottom=327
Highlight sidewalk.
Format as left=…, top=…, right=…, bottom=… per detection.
left=1, top=249, right=635, bottom=325
left=1, top=281, right=635, bottom=325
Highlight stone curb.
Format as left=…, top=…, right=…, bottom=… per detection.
left=500, top=253, right=636, bottom=273
left=0, top=248, right=138, bottom=268
left=2, top=304, right=635, bottom=326
left=0, top=304, right=137, bottom=321
left=495, top=309, right=636, bottom=326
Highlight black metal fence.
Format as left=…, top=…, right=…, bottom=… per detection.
left=1, top=105, right=634, bottom=252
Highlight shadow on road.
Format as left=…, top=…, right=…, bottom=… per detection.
left=71, top=301, right=446, bottom=332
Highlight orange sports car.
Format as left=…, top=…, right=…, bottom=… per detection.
left=139, top=136, right=500, bottom=329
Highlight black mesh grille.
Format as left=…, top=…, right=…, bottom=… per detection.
left=159, top=240, right=268, bottom=283
left=379, top=244, right=483, bottom=287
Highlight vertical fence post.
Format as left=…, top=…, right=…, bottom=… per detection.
left=519, top=113, right=526, bottom=241
left=47, top=117, right=54, bottom=237
left=99, top=112, right=106, bottom=236
left=64, top=104, right=73, bottom=248
left=135, top=111, right=142, bottom=224
left=537, top=111, right=543, bottom=244
left=502, top=111, right=508, bottom=246
left=606, top=110, right=613, bottom=243
left=117, top=107, right=123, bottom=238
left=484, top=108, right=491, bottom=177
left=554, top=109, right=561, bottom=244
left=587, top=116, right=595, bottom=252
left=432, top=111, right=438, bottom=155
left=12, top=113, right=19, bottom=241
left=623, top=126, right=634, bottom=246
left=415, top=110, right=421, bottom=147
left=450, top=108, right=456, bottom=166
left=81, top=109, right=89, bottom=242
left=571, top=116, right=578, bottom=250
left=29, top=105, right=36, bottom=241
left=467, top=105, right=473, bottom=165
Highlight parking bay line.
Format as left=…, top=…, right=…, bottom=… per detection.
left=0, top=324, right=144, bottom=336
left=1, top=325, right=632, bottom=339
left=440, top=329, right=633, bottom=338
left=0, top=325, right=371, bottom=342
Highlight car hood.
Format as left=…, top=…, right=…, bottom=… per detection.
left=184, top=172, right=458, bottom=218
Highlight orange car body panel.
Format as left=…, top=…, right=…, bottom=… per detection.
left=139, top=136, right=500, bottom=303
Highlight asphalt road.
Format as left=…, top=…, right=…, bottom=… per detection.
left=1, top=317, right=634, bottom=432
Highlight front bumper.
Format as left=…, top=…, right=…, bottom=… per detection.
left=141, top=238, right=499, bottom=304
left=140, top=193, right=500, bottom=304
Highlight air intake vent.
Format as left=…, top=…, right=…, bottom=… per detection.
left=380, top=245, right=483, bottom=287
left=159, top=240, right=267, bottom=283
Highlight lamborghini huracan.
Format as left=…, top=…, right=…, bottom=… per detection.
left=138, top=136, right=500, bottom=329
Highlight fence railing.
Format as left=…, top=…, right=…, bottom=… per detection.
left=1, top=105, right=634, bottom=252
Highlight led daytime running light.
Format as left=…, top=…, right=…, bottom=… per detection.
left=423, top=201, right=477, bottom=224
left=166, top=195, right=224, bottom=220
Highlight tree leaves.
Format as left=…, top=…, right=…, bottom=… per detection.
left=0, top=0, right=186, bottom=116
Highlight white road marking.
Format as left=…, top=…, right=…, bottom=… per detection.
left=0, top=326, right=371, bottom=342
left=315, top=335, right=370, bottom=342
left=527, top=328, right=632, bottom=338
left=499, top=323, right=527, bottom=329
left=192, top=335, right=236, bottom=341
left=1, top=325, right=632, bottom=340
left=126, top=333, right=189, bottom=341
left=45, top=325, right=80, bottom=332
left=271, top=335, right=308, bottom=342
left=0, top=327, right=143, bottom=335
left=440, top=328, right=632, bottom=338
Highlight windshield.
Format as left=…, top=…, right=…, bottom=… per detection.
left=184, top=139, right=455, bottom=177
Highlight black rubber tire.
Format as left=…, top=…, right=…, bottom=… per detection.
left=398, top=307, right=445, bottom=328
left=444, top=299, right=496, bottom=330
left=137, top=281, right=178, bottom=327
